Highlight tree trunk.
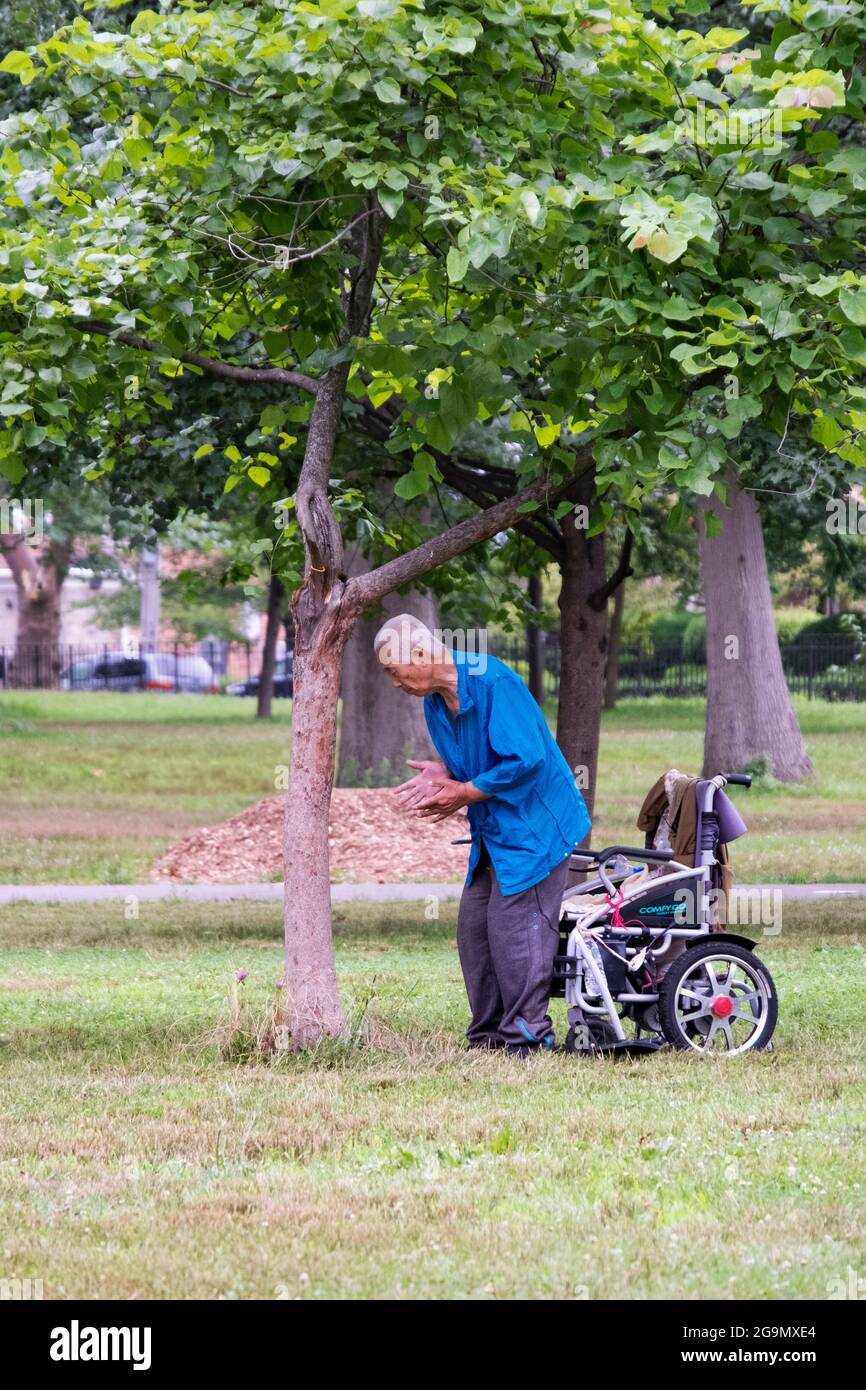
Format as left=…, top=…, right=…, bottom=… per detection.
left=337, top=551, right=436, bottom=785
left=555, top=472, right=608, bottom=826
left=283, top=601, right=354, bottom=1045
left=0, top=535, right=68, bottom=687
left=604, top=575, right=626, bottom=710
left=526, top=572, right=545, bottom=706
left=699, top=472, right=812, bottom=782
left=282, top=194, right=388, bottom=1046
left=256, top=573, right=284, bottom=721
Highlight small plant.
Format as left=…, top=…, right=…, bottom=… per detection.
left=216, top=973, right=379, bottom=1066
left=743, top=754, right=775, bottom=788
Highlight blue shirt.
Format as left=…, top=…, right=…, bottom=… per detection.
left=423, top=652, right=591, bottom=896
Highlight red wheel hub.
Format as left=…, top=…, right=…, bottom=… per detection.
left=710, top=994, right=734, bottom=1019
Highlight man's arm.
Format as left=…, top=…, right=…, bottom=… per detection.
left=415, top=678, right=546, bottom=820
left=467, top=676, right=546, bottom=800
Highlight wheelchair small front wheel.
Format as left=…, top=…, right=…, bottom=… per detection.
left=658, top=941, right=777, bottom=1055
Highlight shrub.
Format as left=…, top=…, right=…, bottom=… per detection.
left=787, top=613, right=860, bottom=673
left=649, top=610, right=692, bottom=652
left=682, top=614, right=707, bottom=664
left=773, top=607, right=816, bottom=643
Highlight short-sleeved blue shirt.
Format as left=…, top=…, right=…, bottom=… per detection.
left=423, top=652, right=591, bottom=896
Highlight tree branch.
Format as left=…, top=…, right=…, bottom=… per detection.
left=73, top=320, right=320, bottom=395
left=434, top=454, right=565, bottom=562
left=293, top=195, right=386, bottom=636
left=587, top=530, right=634, bottom=611
left=347, top=449, right=594, bottom=611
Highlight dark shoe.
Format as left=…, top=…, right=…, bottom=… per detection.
left=506, top=1034, right=555, bottom=1058
left=467, top=1036, right=507, bottom=1051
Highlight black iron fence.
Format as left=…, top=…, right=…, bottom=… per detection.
left=0, top=641, right=263, bottom=692
left=1, top=633, right=863, bottom=701
left=491, top=633, right=866, bottom=703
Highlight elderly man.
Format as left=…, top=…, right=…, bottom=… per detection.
left=375, top=614, right=591, bottom=1056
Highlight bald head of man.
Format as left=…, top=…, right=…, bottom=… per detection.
left=373, top=613, right=454, bottom=698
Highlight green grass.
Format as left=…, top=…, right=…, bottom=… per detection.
left=0, top=692, right=288, bottom=882
left=1, top=898, right=864, bottom=1299
left=587, top=697, right=866, bottom=884
left=2, top=689, right=865, bottom=884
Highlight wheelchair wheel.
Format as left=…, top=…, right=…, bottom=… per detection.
left=658, top=941, right=777, bottom=1055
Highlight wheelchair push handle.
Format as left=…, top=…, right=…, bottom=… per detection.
left=721, top=771, right=752, bottom=788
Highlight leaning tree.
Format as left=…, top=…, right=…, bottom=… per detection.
left=2, top=1, right=865, bottom=1042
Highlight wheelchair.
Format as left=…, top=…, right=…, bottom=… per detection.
left=552, top=773, right=778, bottom=1056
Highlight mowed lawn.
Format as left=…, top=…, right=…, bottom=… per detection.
left=1, top=898, right=864, bottom=1300
left=1, top=690, right=866, bottom=883
left=0, top=692, right=290, bottom=883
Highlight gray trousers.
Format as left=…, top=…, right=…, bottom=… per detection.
left=456, top=843, right=571, bottom=1052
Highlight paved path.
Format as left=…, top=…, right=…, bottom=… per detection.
left=0, top=881, right=864, bottom=904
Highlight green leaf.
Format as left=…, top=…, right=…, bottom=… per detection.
left=446, top=246, right=470, bottom=282
left=0, top=50, right=36, bottom=81
left=394, top=469, right=428, bottom=500
left=374, top=78, right=402, bottom=104
left=428, top=76, right=457, bottom=99
left=65, top=354, right=97, bottom=380
left=378, top=187, right=403, bottom=219
left=248, top=466, right=271, bottom=487
left=839, top=288, right=866, bottom=327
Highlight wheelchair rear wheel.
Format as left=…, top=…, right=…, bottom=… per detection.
left=658, top=941, right=777, bottom=1055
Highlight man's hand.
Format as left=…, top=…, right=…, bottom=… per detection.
left=416, top=777, right=487, bottom=823
left=393, top=759, right=450, bottom=812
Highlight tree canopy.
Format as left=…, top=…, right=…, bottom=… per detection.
left=1, top=0, right=864, bottom=526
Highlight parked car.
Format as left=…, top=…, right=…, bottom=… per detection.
left=226, top=653, right=293, bottom=698
left=61, top=651, right=220, bottom=693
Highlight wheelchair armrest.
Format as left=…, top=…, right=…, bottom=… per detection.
left=595, top=844, right=675, bottom=865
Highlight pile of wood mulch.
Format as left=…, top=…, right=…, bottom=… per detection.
left=153, top=788, right=470, bottom=884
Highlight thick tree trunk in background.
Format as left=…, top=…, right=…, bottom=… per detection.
left=699, top=473, right=812, bottom=782
left=337, top=551, right=436, bottom=784
left=0, top=535, right=69, bottom=687
left=256, top=573, right=284, bottom=721
left=604, top=576, right=626, bottom=710
left=555, top=474, right=608, bottom=827
left=526, top=572, right=545, bottom=706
